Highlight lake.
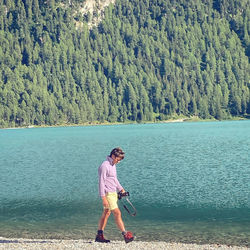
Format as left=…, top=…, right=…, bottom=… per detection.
left=0, top=120, right=249, bottom=246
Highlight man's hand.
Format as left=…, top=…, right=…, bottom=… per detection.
left=118, top=190, right=129, bottom=200
left=102, top=196, right=109, bottom=209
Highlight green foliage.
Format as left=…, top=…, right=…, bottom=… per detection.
left=0, top=0, right=249, bottom=127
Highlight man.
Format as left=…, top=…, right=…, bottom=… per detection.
left=95, top=147, right=134, bottom=243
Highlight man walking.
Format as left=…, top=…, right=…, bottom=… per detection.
left=95, top=147, right=134, bottom=243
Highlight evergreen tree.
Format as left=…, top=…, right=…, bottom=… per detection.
left=0, top=0, right=249, bottom=128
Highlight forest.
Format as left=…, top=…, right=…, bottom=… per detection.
left=0, top=0, right=249, bottom=127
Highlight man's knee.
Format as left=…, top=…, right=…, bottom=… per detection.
left=112, top=208, right=121, bottom=217
left=103, top=209, right=111, bottom=217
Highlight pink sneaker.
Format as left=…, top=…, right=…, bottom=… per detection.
left=123, top=231, right=134, bottom=243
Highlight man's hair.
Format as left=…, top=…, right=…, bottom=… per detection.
left=110, top=147, right=125, bottom=159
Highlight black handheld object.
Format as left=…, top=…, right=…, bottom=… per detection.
left=117, top=191, right=136, bottom=217
left=118, top=191, right=130, bottom=200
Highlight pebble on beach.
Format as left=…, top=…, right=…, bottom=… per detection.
left=0, top=238, right=249, bottom=250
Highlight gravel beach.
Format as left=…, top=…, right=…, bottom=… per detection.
left=0, top=238, right=249, bottom=250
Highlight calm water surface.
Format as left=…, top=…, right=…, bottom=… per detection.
left=0, top=121, right=249, bottom=246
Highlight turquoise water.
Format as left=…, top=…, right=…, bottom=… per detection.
left=0, top=121, right=249, bottom=246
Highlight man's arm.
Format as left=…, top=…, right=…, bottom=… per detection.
left=99, top=165, right=110, bottom=208
left=98, top=164, right=107, bottom=197
left=114, top=173, right=124, bottom=193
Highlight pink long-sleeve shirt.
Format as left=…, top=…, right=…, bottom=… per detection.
left=98, top=156, right=123, bottom=197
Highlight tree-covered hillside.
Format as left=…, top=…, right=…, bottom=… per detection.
left=0, top=0, right=249, bottom=127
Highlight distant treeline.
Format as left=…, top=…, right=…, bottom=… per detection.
left=0, top=0, right=249, bottom=127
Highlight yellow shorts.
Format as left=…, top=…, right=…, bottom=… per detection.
left=104, top=192, right=118, bottom=210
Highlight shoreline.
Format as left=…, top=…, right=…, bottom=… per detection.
left=1, top=116, right=248, bottom=130
left=0, top=238, right=249, bottom=250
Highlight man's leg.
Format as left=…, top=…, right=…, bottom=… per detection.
left=95, top=209, right=111, bottom=243
left=112, top=208, right=134, bottom=243
left=98, top=209, right=111, bottom=231
left=112, top=208, right=125, bottom=232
